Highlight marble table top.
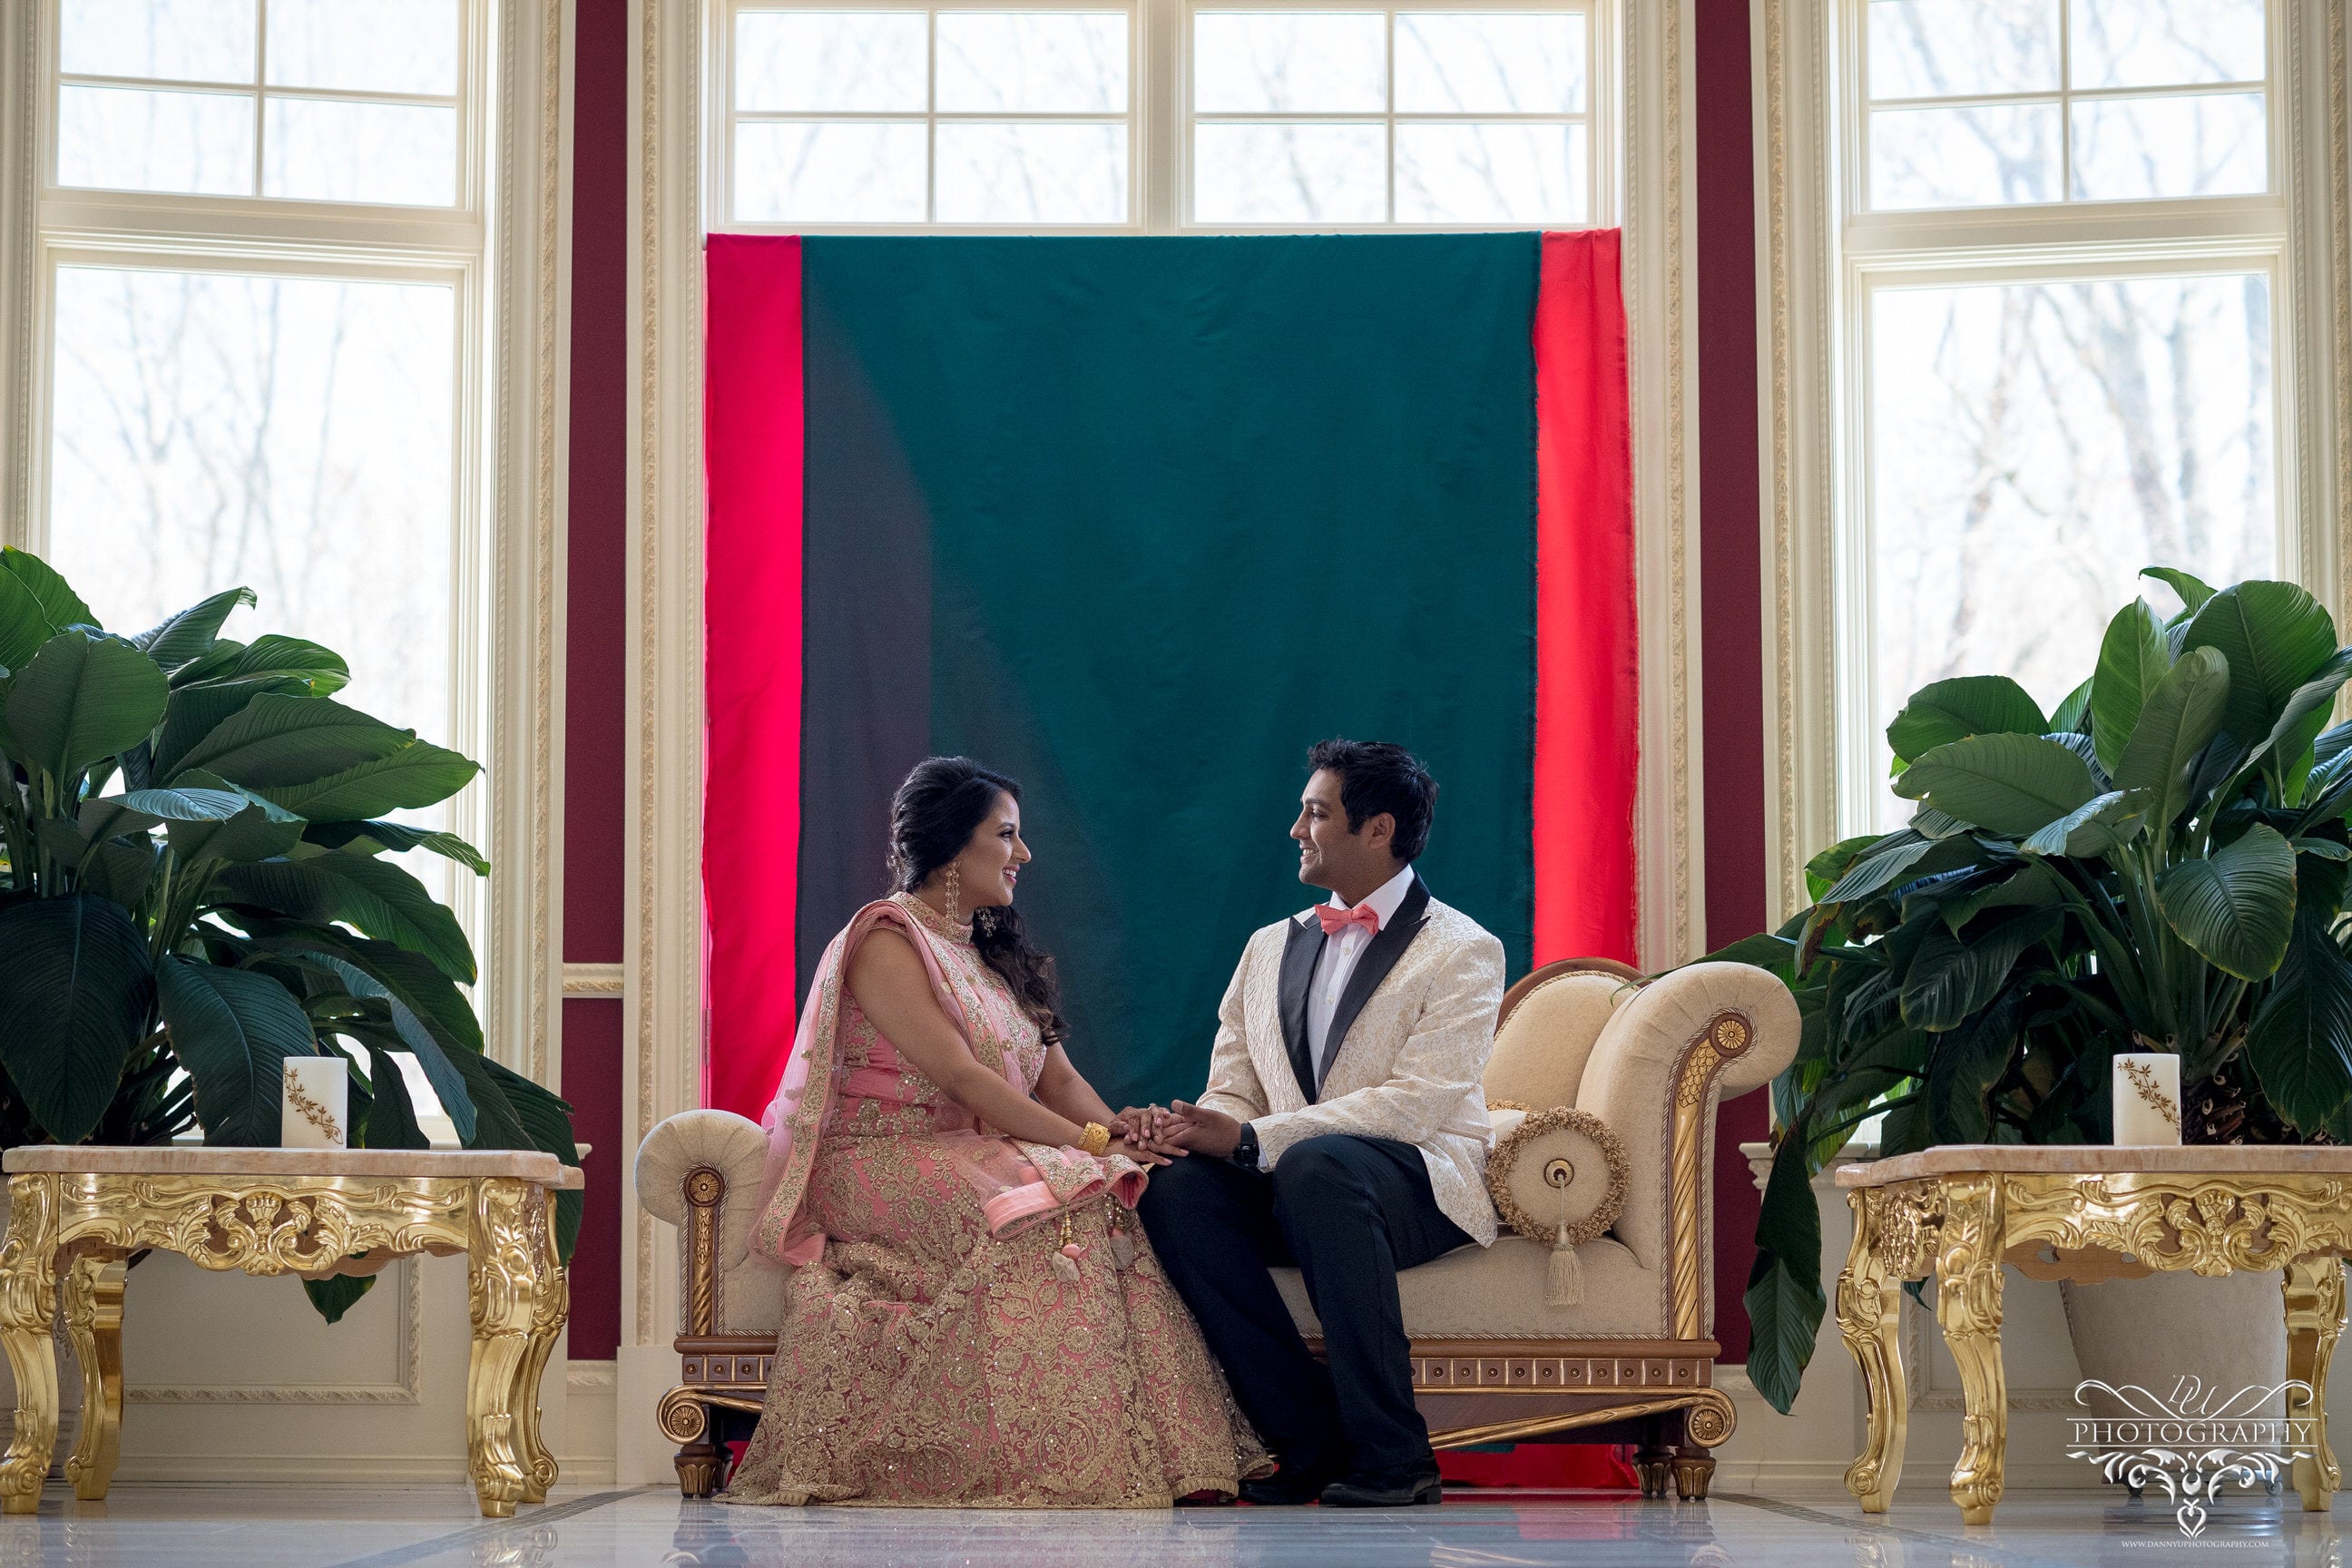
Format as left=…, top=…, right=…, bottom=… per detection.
left=1836, top=1144, right=2352, bottom=1186
left=2, top=1146, right=584, bottom=1188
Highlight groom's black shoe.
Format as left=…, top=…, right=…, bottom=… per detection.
left=1239, top=1458, right=1344, bottom=1505
left=1319, top=1464, right=1444, bottom=1507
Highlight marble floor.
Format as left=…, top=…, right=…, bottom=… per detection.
left=0, top=1485, right=2347, bottom=1568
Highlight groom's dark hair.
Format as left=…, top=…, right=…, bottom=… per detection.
left=1307, top=740, right=1438, bottom=862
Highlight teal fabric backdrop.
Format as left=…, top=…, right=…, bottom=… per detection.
left=797, top=235, right=1541, bottom=1111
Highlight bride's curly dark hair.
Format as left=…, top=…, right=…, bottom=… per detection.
left=886, top=756, right=1068, bottom=1046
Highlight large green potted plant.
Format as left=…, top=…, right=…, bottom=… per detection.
left=0, top=546, right=578, bottom=1321
left=1727, top=568, right=2352, bottom=1413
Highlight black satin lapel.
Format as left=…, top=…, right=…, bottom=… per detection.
left=1279, top=918, right=1323, bottom=1104
left=1317, top=877, right=1433, bottom=1093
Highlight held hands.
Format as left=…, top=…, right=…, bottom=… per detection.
left=1163, top=1100, right=1244, bottom=1159
left=1108, top=1106, right=1189, bottom=1166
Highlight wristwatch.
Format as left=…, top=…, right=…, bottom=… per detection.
left=1232, top=1122, right=1260, bottom=1171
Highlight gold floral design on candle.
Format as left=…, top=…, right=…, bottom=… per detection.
left=2119, top=1059, right=2180, bottom=1131
left=285, top=1077, right=341, bottom=1142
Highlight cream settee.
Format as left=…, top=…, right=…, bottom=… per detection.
left=635, top=957, right=1798, bottom=1498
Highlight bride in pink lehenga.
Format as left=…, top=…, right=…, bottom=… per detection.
left=725, top=757, right=1267, bottom=1507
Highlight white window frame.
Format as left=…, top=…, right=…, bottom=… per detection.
left=1756, top=0, right=2347, bottom=915
left=705, top=0, right=1618, bottom=233
left=0, top=0, right=574, bottom=1090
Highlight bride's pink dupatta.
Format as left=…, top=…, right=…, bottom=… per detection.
left=748, top=897, right=1144, bottom=1266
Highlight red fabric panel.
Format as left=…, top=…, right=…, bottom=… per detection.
left=704, top=234, right=806, bottom=1120
left=1437, top=1443, right=1639, bottom=1490
left=1532, top=230, right=1641, bottom=966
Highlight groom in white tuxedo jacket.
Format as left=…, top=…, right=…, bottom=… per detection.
left=1140, top=740, right=1504, bottom=1508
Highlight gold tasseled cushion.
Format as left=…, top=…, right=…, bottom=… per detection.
left=1485, top=1105, right=1628, bottom=1247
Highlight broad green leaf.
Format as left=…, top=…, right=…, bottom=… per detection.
left=447, top=1047, right=534, bottom=1151
left=2142, top=565, right=2217, bottom=615
left=1818, top=837, right=1932, bottom=904
left=168, top=694, right=411, bottom=789
left=81, top=838, right=160, bottom=908
left=134, top=587, right=255, bottom=672
left=1886, top=676, right=2047, bottom=768
left=2112, top=644, right=2230, bottom=828
left=2090, top=599, right=2171, bottom=775
left=152, top=680, right=296, bottom=779
left=1891, top=731, right=2097, bottom=838
left=258, top=740, right=480, bottom=822
left=156, top=957, right=319, bottom=1147
left=484, top=1059, right=583, bottom=1259
left=2156, top=821, right=2298, bottom=981
left=1924, top=988, right=2023, bottom=1142
left=175, top=634, right=349, bottom=696
left=1910, top=807, right=1975, bottom=840
left=1936, top=860, right=2064, bottom=934
left=1805, top=835, right=1885, bottom=901
left=304, top=819, right=490, bottom=875
left=1741, top=1254, right=1824, bottom=1417
left=0, top=894, right=154, bottom=1144
left=361, top=1053, right=431, bottom=1151
left=1, top=548, right=95, bottom=636
left=2297, top=838, right=2352, bottom=861
left=0, top=567, right=50, bottom=672
left=302, top=1275, right=377, bottom=1323
left=2184, top=581, right=2338, bottom=748
left=1899, top=910, right=2060, bottom=1031
left=154, top=773, right=306, bottom=866
left=2049, top=677, right=2094, bottom=736
left=218, top=849, right=475, bottom=984
left=106, top=787, right=246, bottom=827
left=2020, top=789, right=2146, bottom=858
left=5, top=632, right=169, bottom=786
left=2255, top=646, right=2352, bottom=779
left=2244, top=914, right=2352, bottom=1132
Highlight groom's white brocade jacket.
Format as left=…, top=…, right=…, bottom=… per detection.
left=1194, top=879, right=1506, bottom=1246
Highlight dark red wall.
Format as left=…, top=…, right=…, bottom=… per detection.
left=561, top=0, right=631, bottom=1362
left=1694, top=0, right=1769, bottom=1363
left=554, top=1, right=1772, bottom=1362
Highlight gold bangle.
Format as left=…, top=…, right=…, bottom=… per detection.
left=1079, top=1122, right=1112, bottom=1158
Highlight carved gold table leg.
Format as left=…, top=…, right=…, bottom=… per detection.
left=466, top=1179, right=543, bottom=1518
left=0, top=1176, right=61, bottom=1514
left=511, top=1204, right=568, bottom=1504
left=1838, top=1189, right=1910, bottom=1514
left=60, top=1255, right=125, bottom=1502
left=2284, top=1255, right=2345, bottom=1512
left=1936, top=1175, right=2006, bottom=1525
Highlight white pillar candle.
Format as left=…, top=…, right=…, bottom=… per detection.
left=282, top=1057, right=349, bottom=1150
left=2112, top=1052, right=2182, bottom=1146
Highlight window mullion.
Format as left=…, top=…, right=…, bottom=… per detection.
left=252, top=0, right=270, bottom=199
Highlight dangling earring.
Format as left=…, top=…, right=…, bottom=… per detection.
left=941, top=865, right=962, bottom=924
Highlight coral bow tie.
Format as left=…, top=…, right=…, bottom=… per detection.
left=1317, top=902, right=1381, bottom=938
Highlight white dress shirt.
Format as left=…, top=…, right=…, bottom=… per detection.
left=1306, top=863, right=1418, bottom=1081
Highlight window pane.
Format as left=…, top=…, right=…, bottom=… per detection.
left=1869, top=102, right=2059, bottom=207
left=266, top=0, right=458, bottom=95
left=1194, top=14, right=1387, bottom=113
left=62, top=0, right=256, bottom=84
left=1193, top=123, right=1386, bottom=222
left=936, top=14, right=1128, bottom=113
left=1396, top=122, right=1583, bottom=222
left=736, top=12, right=927, bottom=112
left=2070, top=0, right=2265, bottom=89
left=1869, top=273, right=2274, bottom=828
left=56, top=84, right=254, bottom=195
left=47, top=267, right=456, bottom=760
left=2071, top=92, right=2266, bottom=200
left=734, top=122, right=927, bottom=221
left=1394, top=15, right=1584, bottom=113
left=936, top=123, right=1127, bottom=222
left=263, top=99, right=457, bottom=205
left=1867, top=0, right=2059, bottom=100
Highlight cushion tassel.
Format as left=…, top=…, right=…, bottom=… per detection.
left=1545, top=1177, right=1583, bottom=1306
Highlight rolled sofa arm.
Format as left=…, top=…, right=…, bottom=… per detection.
left=635, top=1109, right=769, bottom=1338
left=1573, top=963, right=1800, bottom=1337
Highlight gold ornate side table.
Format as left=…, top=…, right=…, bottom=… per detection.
left=1835, top=1147, right=2352, bottom=1526
left=0, top=1146, right=582, bottom=1518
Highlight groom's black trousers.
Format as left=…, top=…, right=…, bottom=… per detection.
left=1137, top=1133, right=1473, bottom=1477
